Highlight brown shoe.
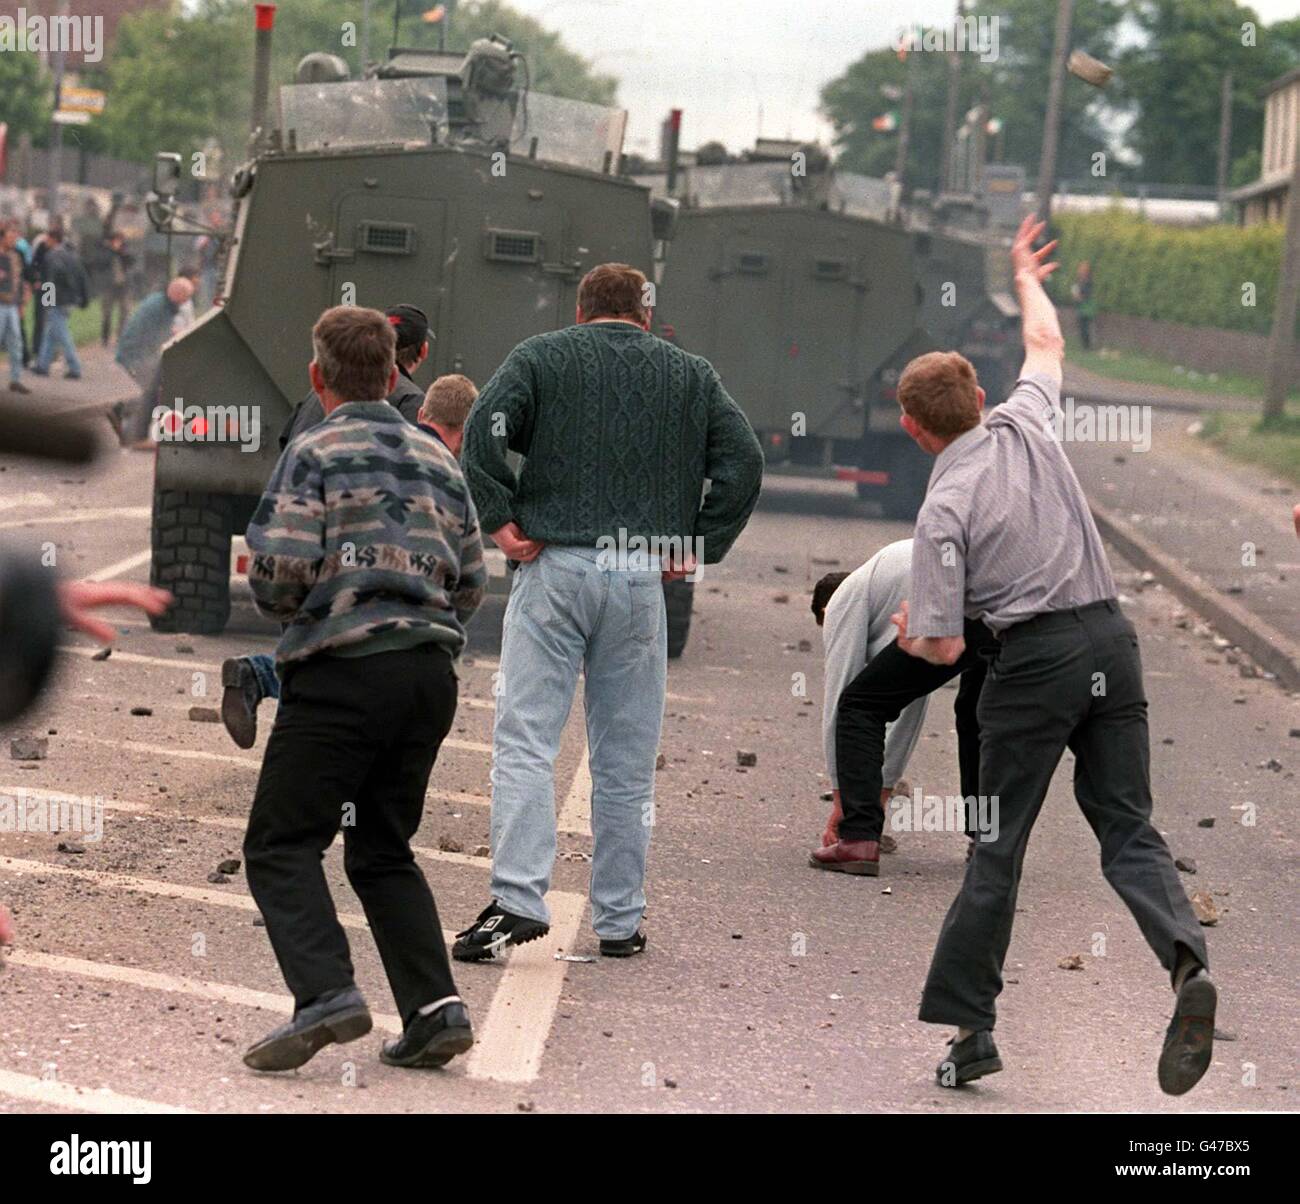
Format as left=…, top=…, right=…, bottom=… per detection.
left=808, top=839, right=879, bottom=876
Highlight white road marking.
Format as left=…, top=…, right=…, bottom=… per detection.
left=0, top=491, right=53, bottom=512
left=59, top=645, right=497, bottom=710
left=61, top=645, right=223, bottom=673
left=0, top=785, right=491, bottom=870
left=0, top=506, right=150, bottom=532
left=68, top=731, right=493, bottom=761
left=7, top=949, right=404, bottom=1034
left=0, top=1067, right=193, bottom=1115
left=557, top=738, right=593, bottom=837
left=86, top=548, right=153, bottom=582
left=0, top=854, right=374, bottom=934
left=465, top=890, right=587, bottom=1084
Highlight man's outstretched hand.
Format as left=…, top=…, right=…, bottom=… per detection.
left=59, top=581, right=173, bottom=645
left=492, top=522, right=545, bottom=564
left=1011, top=215, right=1060, bottom=286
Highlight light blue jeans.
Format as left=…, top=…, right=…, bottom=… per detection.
left=490, top=546, right=667, bottom=939
left=0, top=305, right=22, bottom=383
left=37, top=306, right=81, bottom=377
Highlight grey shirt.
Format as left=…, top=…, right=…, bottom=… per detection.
left=909, top=373, right=1116, bottom=637
left=822, top=540, right=927, bottom=790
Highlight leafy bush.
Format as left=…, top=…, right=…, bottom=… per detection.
left=1051, top=208, right=1288, bottom=335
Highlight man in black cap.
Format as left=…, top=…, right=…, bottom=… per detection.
left=278, top=303, right=431, bottom=445
left=219, top=303, right=435, bottom=748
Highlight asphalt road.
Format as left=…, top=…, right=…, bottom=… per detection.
left=0, top=444, right=1295, bottom=1114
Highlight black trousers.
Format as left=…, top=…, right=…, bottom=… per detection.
left=835, top=617, right=995, bottom=843
left=918, top=600, right=1209, bottom=1030
left=244, top=643, right=460, bottom=1026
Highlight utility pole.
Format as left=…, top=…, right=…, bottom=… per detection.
left=939, top=0, right=964, bottom=193
left=1035, top=0, right=1075, bottom=223
left=47, top=0, right=70, bottom=223
left=1216, top=71, right=1234, bottom=215
left=894, top=37, right=917, bottom=186
left=1263, top=119, right=1300, bottom=420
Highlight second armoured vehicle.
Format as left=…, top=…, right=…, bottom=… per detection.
left=638, top=142, right=1022, bottom=519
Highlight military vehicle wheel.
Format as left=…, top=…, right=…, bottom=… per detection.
left=664, top=577, right=694, bottom=659
left=877, top=443, right=932, bottom=522
left=149, top=488, right=233, bottom=634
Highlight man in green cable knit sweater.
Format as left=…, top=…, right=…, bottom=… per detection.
left=454, top=263, right=764, bottom=961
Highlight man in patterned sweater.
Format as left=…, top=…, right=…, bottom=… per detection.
left=240, top=306, right=486, bottom=1074
left=454, top=263, right=764, bottom=962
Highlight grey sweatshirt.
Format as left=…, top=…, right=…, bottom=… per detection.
left=821, top=539, right=928, bottom=791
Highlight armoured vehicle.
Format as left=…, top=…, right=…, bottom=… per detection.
left=146, top=9, right=696, bottom=650
left=639, top=146, right=1022, bottom=519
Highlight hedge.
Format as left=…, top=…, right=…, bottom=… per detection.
left=1050, top=208, right=1289, bottom=336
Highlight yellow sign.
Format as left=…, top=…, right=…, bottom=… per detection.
left=59, top=86, right=106, bottom=115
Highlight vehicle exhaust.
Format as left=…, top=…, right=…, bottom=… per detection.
left=251, top=3, right=277, bottom=141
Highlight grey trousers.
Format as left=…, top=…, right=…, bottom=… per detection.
left=919, top=599, right=1208, bottom=1030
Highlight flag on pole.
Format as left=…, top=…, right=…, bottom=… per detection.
left=872, top=112, right=899, bottom=133
left=423, top=4, right=446, bottom=22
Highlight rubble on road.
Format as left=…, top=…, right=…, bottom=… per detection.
left=1190, top=891, right=1220, bottom=925
left=189, top=707, right=220, bottom=723
left=10, top=736, right=48, bottom=760
left=1058, top=954, right=1085, bottom=970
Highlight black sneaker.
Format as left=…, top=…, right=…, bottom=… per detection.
left=243, top=986, right=372, bottom=1072
left=1158, top=969, right=1216, bottom=1096
left=8, top=380, right=30, bottom=394
left=452, top=903, right=548, bottom=962
left=221, top=657, right=262, bottom=749
left=380, top=1000, right=474, bottom=1069
left=936, top=1030, right=1002, bottom=1087
left=599, top=930, right=647, bottom=958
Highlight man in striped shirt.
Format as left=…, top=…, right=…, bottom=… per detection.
left=894, top=218, right=1214, bottom=1096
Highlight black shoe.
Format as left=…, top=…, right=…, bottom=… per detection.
left=380, top=1000, right=474, bottom=1068
left=8, top=380, right=30, bottom=394
left=936, top=1030, right=1002, bottom=1087
left=243, top=986, right=372, bottom=1072
left=452, top=902, right=548, bottom=962
left=30, top=367, right=48, bottom=376
left=221, top=657, right=262, bottom=749
left=599, top=930, right=647, bottom=958
left=1158, top=969, right=1216, bottom=1096
left=63, top=372, right=81, bottom=381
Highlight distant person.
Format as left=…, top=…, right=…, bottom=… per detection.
left=279, top=304, right=432, bottom=445
left=172, top=265, right=200, bottom=335
left=31, top=226, right=89, bottom=381
left=0, top=222, right=31, bottom=394
left=197, top=218, right=223, bottom=308
left=808, top=541, right=992, bottom=876
left=220, top=368, right=479, bottom=750
left=240, top=305, right=486, bottom=1073
left=113, top=277, right=195, bottom=445
left=26, top=219, right=63, bottom=367
left=1071, top=260, right=1096, bottom=351
left=100, top=232, right=133, bottom=346
left=453, top=262, right=764, bottom=962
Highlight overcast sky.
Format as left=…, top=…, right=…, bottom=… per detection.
left=504, top=0, right=1300, bottom=157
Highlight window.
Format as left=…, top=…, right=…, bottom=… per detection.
left=358, top=222, right=416, bottom=255
left=485, top=229, right=543, bottom=263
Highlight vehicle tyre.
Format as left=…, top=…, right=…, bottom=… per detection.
left=878, top=443, right=932, bottom=521
left=149, top=486, right=233, bottom=634
left=663, top=577, right=695, bottom=659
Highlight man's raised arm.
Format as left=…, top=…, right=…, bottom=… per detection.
left=1012, top=215, right=1065, bottom=388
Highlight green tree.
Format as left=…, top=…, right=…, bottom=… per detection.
left=1118, top=0, right=1300, bottom=186
left=821, top=0, right=1124, bottom=192
left=0, top=44, right=54, bottom=144
left=94, top=0, right=618, bottom=167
